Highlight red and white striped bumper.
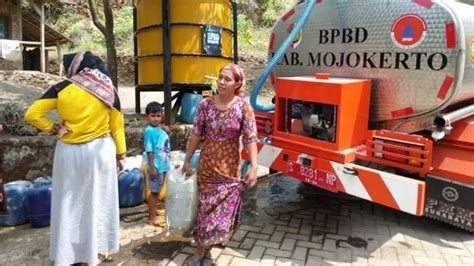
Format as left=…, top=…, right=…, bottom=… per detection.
left=249, top=143, right=425, bottom=216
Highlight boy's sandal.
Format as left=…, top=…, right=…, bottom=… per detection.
left=156, top=209, right=166, bottom=216
left=147, top=218, right=166, bottom=227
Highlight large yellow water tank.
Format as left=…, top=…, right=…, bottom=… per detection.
left=136, top=0, right=234, bottom=86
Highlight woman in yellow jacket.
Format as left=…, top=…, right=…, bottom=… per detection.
left=25, top=51, right=126, bottom=265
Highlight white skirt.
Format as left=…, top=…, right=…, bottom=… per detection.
left=49, top=137, right=119, bottom=265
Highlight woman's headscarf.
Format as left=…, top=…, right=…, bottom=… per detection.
left=221, top=63, right=245, bottom=96
left=63, top=51, right=116, bottom=108
left=63, top=51, right=109, bottom=78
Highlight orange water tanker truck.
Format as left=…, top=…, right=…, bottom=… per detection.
left=246, top=0, right=474, bottom=231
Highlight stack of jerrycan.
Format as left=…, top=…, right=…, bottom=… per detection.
left=28, top=177, right=52, bottom=228
left=0, top=180, right=33, bottom=226
left=119, top=156, right=145, bottom=208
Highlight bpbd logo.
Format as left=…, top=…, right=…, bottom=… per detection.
left=391, top=14, right=427, bottom=49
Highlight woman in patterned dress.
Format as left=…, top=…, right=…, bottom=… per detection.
left=182, top=63, right=258, bottom=265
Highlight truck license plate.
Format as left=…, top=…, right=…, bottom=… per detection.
left=287, top=161, right=338, bottom=192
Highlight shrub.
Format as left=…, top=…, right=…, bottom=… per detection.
left=238, top=14, right=254, bottom=45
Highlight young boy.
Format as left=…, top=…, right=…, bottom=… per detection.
left=144, top=102, right=171, bottom=227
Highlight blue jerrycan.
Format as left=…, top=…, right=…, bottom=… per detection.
left=181, top=93, right=203, bottom=124
left=0, top=180, right=33, bottom=226
left=28, top=177, right=52, bottom=228
left=118, top=168, right=145, bottom=207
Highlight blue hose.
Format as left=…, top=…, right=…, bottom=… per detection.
left=250, top=0, right=316, bottom=112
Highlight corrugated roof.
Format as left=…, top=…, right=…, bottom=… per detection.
left=22, top=12, right=72, bottom=46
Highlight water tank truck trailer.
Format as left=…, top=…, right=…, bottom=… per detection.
left=244, top=0, right=474, bottom=231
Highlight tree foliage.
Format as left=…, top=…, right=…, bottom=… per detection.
left=51, top=6, right=132, bottom=55
left=86, top=0, right=118, bottom=88
left=235, top=0, right=294, bottom=46
left=235, top=0, right=294, bottom=27
left=237, top=14, right=254, bottom=45
left=259, top=0, right=292, bottom=26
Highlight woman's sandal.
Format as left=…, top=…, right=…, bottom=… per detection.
left=98, top=253, right=112, bottom=264
left=189, top=256, right=203, bottom=266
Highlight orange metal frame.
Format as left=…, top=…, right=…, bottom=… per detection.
left=357, top=130, right=433, bottom=176
left=430, top=115, right=474, bottom=185
left=272, top=76, right=371, bottom=163
left=255, top=111, right=274, bottom=138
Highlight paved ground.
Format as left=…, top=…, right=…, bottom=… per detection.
left=1, top=174, right=473, bottom=266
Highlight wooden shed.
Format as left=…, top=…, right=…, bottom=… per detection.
left=0, top=0, right=72, bottom=72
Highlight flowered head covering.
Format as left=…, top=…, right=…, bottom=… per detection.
left=63, top=51, right=109, bottom=78
left=220, top=63, right=246, bottom=96
left=63, top=51, right=116, bottom=108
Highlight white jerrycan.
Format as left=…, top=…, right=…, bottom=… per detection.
left=165, top=161, right=198, bottom=230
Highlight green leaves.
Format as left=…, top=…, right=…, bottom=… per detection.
left=260, top=0, right=293, bottom=26
left=238, top=14, right=254, bottom=45
left=204, top=76, right=218, bottom=94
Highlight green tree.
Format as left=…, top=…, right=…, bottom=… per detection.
left=260, top=0, right=291, bottom=26
left=235, top=0, right=294, bottom=26
left=87, top=0, right=118, bottom=87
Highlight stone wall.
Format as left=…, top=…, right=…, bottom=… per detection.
left=0, top=58, right=21, bottom=70
left=0, top=125, right=192, bottom=182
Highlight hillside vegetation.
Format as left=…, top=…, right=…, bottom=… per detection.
left=44, top=0, right=474, bottom=58
left=41, top=0, right=474, bottom=86
left=42, top=1, right=294, bottom=58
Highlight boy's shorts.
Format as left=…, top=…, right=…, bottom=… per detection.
left=148, top=172, right=166, bottom=193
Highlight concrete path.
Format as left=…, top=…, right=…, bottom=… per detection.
left=118, top=86, right=170, bottom=115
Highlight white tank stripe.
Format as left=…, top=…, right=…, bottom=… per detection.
left=258, top=145, right=282, bottom=167
left=331, top=161, right=422, bottom=215
left=330, top=162, right=372, bottom=201
left=380, top=172, right=421, bottom=215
